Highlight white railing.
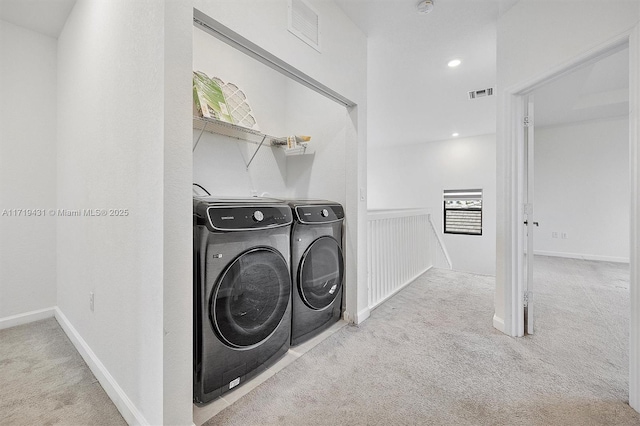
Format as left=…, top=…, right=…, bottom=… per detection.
left=367, top=209, right=453, bottom=310
left=367, top=209, right=430, bottom=309
left=427, top=215, right=453, bottom=270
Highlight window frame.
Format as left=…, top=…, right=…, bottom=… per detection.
left=443, top=189, right=483, bottom=236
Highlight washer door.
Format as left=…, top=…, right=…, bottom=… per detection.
left=298, top=236, right=344, bottom=310
left=211, top=247, right=290, bottom=348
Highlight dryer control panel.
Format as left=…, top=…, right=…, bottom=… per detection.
left=294, top=205, right=344, bottom=224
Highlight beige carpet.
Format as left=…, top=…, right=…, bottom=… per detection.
left=2, top=256, right=639, bottom=425
left=206, top=256, right=640, bottom=425
left=0, top=317, right=126, bottom=426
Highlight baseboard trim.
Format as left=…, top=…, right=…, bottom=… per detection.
left=54, top=308, right=149, bottom=426
left=355, top=307, right=370, bottom=324
left=0, top=307, right=56, bottom=330
left=534, top=250, right=629, bottom=263
left=493, top=314, right=505, bottom=333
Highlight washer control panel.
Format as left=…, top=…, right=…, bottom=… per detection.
left=205, top=206, right=292, bottom=231
left=253, top=210, right=264, bottom=222
left=294, top=204, right=344, bottom=224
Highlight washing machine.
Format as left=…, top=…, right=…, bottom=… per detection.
left=288, top=200, right=345, bottom=346
left=193, top=196, right=293, bottom=404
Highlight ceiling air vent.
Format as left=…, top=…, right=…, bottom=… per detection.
left=288, top=0, right=321, bottom=52
left=468, top=87, right=494, bottom=100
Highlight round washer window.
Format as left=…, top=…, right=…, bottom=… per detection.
left=298, top=236, right=344, bottom=310
left=211, top=247, right=290, bottom=348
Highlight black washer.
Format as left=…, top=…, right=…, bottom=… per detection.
left=211, top=247, right=290, bottom=348
left=193, top=196, right=293, bottom=404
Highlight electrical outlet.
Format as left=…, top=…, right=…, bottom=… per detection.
left=89, top=292, right=95, bottom=312
left=561, top=232, right=568, bottom=239
left=552, top=232, right=558, bottom=239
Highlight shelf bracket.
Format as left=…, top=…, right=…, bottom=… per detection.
left=246, top=135, right=267, bottom=170
left=193, top=120, right=208, bottom=152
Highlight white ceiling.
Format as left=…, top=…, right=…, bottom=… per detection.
left=334, top=0, right=502, bottom=146
left=534, top=46, right=629, bottom=128
left=1, top=0, right=628, bottom=143
left=0, top=0, right=75, bottom=38
left=335, top=0, right=629, bottom=146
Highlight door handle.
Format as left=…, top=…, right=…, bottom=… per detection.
left=524, top=221, right=539, bottom=226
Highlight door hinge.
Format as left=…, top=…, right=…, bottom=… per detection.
left=523, top=291, right=532, bottom=306
left=524, top=116, right=532, bottom=127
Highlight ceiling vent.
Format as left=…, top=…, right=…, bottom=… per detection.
left=468, top=88, right=494, bottom=100
left=288, top=0, right=321, bottom=52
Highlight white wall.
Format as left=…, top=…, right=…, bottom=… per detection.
left=192, top=0, right=368, bottom=322
left=192, top=24, right=347, bottom=204
left=285, top=79, right=347, bottom=206
left=534, top=117, right=629, bottom=262
left=192, top=25, right=289, bottom=198
left=57, top=1, right=168, bottom=424
left=495, top=0, right=640, bottom=336
left=162, top=0, right=194, bottom=423
left=368, top=134, right=496, bottom=275
left=0, top=20, right=57, bottom=323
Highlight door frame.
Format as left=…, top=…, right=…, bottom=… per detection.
left=524, top=95, right=535, bottom=336
left=498, top=26, right=640, bottom=410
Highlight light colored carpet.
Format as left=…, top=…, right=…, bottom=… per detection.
left=206, top=256, right=640, bottom=425
left=0, top=317, right=126, bottom=426
left=2, top=257, right=638, bottom=425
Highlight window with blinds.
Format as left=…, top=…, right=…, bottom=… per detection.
left=443, top=189, right=483, bottom=236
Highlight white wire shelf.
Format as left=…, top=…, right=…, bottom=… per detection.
left=193, top=116, right=287, bottom=147
left=193, top=116, right=308, bottom=169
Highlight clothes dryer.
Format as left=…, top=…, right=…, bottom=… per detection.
left=193, top=196, right=292, bottom=404
left=288, top=200, right=345, bottom=346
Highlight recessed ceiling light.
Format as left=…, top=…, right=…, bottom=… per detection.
left=452, top=132, right=459, bottom=137
left=416, top=0, right=434, bottom=15
left=448, top=59, right=461, bottom=68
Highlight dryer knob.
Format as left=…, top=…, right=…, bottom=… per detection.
left=253, top=210, right=264, bottom=222
left=321, top=208, right=329, bottom=217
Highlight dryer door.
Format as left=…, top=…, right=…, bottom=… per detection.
left=211, top=247, right=290, bottom=348
left=298, top=236, right=344, bottom=310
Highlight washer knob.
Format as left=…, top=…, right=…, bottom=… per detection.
left=321, top=208, right=329, bottom=217
left=253, top=210, right=264, bottom=222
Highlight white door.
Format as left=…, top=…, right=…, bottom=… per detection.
left=524, top=95, right=536, bottom=335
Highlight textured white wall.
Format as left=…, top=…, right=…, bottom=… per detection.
left=495, top=0, right=640, bottom=333
left=368, top=134, right=496, bottom=275
left=57, top=1, right=165, bottom=424
left=284, top=79, right=347, bottom=206
left=192, top=0, right=365, bottom=104
left=192, top=26, right=289, bottom=198
left=534, top=117, right=629, bottom=262
left=162, top=0, right=194, bottom=423
left=192, top=26, right=347, bottom=205
left=0, top=20, right=57, bottom=320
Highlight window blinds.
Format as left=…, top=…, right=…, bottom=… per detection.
left=443, top=189, right=482, bottom=235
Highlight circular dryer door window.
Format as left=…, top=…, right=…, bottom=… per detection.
left=211, top=247, right=290, bottom=348
left=298, top=236, right=344, bottom=310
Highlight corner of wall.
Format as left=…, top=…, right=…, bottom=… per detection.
left=492, top=314, right=505, bottom=333
left=54, top=308, right=149, bottom=426
left=0, top=308, right=56, bottom=331
left=355, top=307, right=371, bottom=325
